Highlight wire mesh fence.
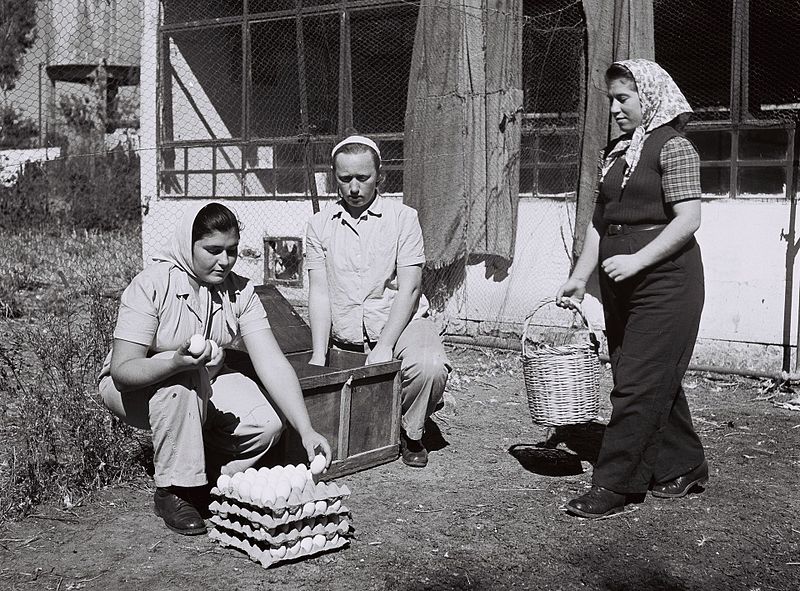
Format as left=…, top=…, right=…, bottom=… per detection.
left=1, top=0, right=798, bottom=337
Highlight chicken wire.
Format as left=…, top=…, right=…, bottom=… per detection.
left=3, top=0, right=798, bottom=338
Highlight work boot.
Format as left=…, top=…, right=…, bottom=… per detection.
left=400, top=430, right=428, bottom=468
left=153, top=487, right=207, bottom=535
left=566, top=485, right=626, bottom=518
left=651, top=460, right=709, bottom=498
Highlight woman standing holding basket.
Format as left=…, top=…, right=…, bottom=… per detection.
left=556, top=59, right=708, bottom=518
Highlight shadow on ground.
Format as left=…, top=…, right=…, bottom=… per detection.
left=508, top=421, right=605, bottom=476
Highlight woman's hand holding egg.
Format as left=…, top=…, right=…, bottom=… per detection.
left=205, top=339, right=225, bottom=379
left=175, top=334, right=215, bottom=368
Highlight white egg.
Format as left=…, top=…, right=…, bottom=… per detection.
left=260, top=485, right=277, bottom=507
left=238, top=480, right=252, bottom=503
left=250, top=483, right=265, bottom=506
left=188, top=333, right=206, bottom=356
left=244, top=467, right=258, bottom=479
left=294, top=463, right=307, bottom=474
left=314, top=500, right=327, bottom=514
left=301, top=501, right=315, bottom=518
left=310, top=453, right=326, bottom=475
left=290, top=472, right=307, bottom=491
left=270, top=545, right=287, bottom=559
left=275, top=480, right=291, bottom=500
left=216, top=473, right=231, bottom=491
left=300, top=536, right=314, bottom=552
left=312, top=533, right=326, bottom=549
left=286, top=541, right=301, bottom=557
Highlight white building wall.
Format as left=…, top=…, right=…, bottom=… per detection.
left=138, top=0, right=798, bottom=375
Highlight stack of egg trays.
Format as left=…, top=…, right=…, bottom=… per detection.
left=207, top=481, right=353, bottom=569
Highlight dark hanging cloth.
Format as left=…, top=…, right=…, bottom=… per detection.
left=403, top=0, right=523, bottom=272
left=573, top=0, right=655, bottom=260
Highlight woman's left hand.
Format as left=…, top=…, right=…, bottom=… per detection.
left=601, top=254, right=645, bottom=282
left=300, top=429, right=333, bottom=468
left=205, top=344, right=226, bottom=380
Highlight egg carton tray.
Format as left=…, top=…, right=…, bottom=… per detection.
left=209, top=495, right=349, bottom=527
left=208, top=511, right=352, bottom=545
left=209, top=528, right=350, bottom=569
left=210, top=480, right=351, bottom=518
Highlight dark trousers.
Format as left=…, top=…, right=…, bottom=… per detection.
left=593, top=229, right=706, bottom=494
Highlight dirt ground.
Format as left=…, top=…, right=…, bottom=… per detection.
left=1, top=345, right=799, bottom=591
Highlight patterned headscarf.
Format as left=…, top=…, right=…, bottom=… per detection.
left=601, top=59, right=693, bottom=189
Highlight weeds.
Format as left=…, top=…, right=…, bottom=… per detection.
left=0, top=228, right=149, bottom=521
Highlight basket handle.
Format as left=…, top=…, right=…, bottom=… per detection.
left=521, top=298, right=594, bottom=355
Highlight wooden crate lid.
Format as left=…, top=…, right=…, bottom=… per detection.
left=255, top=284, right=313, bottom=354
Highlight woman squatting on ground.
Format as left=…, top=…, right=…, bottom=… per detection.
left=99, top=203, right=331, bottom=535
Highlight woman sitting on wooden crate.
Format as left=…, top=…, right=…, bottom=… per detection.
left=98, top=203, right=331, bottom=535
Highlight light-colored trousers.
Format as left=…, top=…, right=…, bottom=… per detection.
left=99, top=360, right=283, bottom=488
left=346, top=318, right=450, bottom=440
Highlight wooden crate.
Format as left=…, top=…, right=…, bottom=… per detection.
left=225, top=285, right=402, bottom=478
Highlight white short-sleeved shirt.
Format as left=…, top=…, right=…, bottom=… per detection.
left=304, top=195, right=429, bottom=345
left=113, top=262, right=269, bottom=353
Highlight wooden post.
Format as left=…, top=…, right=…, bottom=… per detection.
left=337, top=3, right=353, bottom=135
left=296, top=0, right=320, bottom=213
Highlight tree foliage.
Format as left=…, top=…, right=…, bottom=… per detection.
left=0, top=103, right=38, bottom=148
left=0, top=0, right=38, bottom=94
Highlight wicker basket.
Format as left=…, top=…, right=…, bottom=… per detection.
left=521, top=299, right=601, bottom=426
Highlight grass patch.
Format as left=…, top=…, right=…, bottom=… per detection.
left=0, top=226, right=151, bottom=520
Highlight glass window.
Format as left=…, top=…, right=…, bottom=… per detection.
left=163, top=26, right=243, bottom=141
left=351, top=5, right=418, bottom=133
left=654, top=0, right=732, bottom=119
left=163, top=0, right=243, bottom=26
left=250, top=19, right=301, bottom=138
left=738, top=128, right=791, bottom=160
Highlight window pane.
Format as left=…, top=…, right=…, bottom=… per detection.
left=686, top=129, right=731, bottom=161
left=739, top=167, right=787, bottom=197
left=738, top=128, right=791, bottom=160
left=351, top=5, right=418, bottom=133
left=249, top=0, right=338, bottom=14
left=164, top=27, right=243, bottom=140
left=216, top=173, right=243, bottom=197
left=749, top=1, right=800, bottom=119
left=250, top=19, right=302, bottom=138
left=302, top=15, right=340, bottom=135
left=522, top=1, right=584, bottom=119
left=700, top=166, right=730, bottom=196
left=654, top=0, right=732, bottom=120
left=163, top=0, right=243, bottom=25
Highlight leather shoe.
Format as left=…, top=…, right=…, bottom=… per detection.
left=153, top=487, right=207, bottom=535
left=400, top=431, right=428, bottom=468
left=566, top=485, right=626, bottom=518
left=651, top=460, right=708, bottom=498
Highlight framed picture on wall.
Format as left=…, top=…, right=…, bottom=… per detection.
left=264, top=236, right=304, bottom=288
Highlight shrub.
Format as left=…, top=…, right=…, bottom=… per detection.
left=0, top=149, right=142, bottom=231
left=0, top=104, right=39, bottom=149
left=0, top=275, right=150, bottom=519
left=0, top=227, right=147, bottom=520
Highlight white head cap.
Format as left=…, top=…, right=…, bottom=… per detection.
left=330, top=135, right=381, bottom=161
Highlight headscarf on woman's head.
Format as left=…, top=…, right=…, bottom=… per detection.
left=601, top=59, right=693, bottom=189
left=151, top=202, right=210, bottom=281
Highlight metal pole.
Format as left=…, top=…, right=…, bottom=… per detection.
left=38, top=64, right=43, bottom=147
